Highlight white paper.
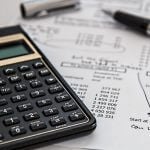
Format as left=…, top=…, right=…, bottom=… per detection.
left=18, top=0, right=150, bottom=150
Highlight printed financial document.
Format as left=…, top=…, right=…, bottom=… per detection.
left=18, top=0, right=150, bottom=150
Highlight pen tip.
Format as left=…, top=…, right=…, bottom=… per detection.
left=102, top=9, right=115, bottom=17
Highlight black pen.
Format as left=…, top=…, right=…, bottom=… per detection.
left=103, top=9, right=150, bottom=36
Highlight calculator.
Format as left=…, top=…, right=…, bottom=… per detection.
left=0, top=26, right=96, bottom=150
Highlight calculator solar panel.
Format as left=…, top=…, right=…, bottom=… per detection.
left=0, top=26, right=96, bottom=150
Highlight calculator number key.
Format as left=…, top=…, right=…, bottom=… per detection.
left=30, top=80, right=42, bottom=88
left=11, top=94, right=27, bottom=103
left=30, top=121, right=47, bottom=131
left=4, top=117, right=20, bottom=126
left=37, top=99, right=52, bottom=107
left=69, top=112, right=85, bottom=122
left=0, top=107, right=13, bottom=117
left=50, top=117, right=66, bottom=127
left=15, top=84, right=27, bottom=92
left=17, top=103, right=33, bottom=112
left=43, top=107, right=58, bottom=116
left=10, top=126, right=26, bottom=136
left=30, top=90, right=46, bottom=98
left=24, top=112, right=40, bottom=121
left=0, top=99, right=8, bottom=106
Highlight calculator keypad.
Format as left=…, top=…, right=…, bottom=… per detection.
left=0, top=59, right=88, bottom=144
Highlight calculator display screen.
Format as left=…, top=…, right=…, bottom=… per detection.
left=0, top=41, right=32, bottom=60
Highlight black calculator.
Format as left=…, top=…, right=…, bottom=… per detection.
left=0, top=26, right=96, bottom=150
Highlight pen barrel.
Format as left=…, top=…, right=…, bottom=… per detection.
left=114, top=11, right=150, bottom=35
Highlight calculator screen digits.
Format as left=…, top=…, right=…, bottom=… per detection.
left=0, top=41, right=32, bottom=60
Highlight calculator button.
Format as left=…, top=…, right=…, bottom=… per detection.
left=11, top=94, right=27, bottom=103
left=17, top=103, right=33, bottom=112
left=30, top=121, right=47, bottom=131
left=0, top=87, right=12, bottom=95
left=9, top=75, right=21, bottom=83
left=37, top=99, right=52, bottom=107
left=30, top=90, right=46, bottom=98
left=62, top=102, right=78, bottom=112
left=33, top=62, right=44, bottom=69
left=19, top=65, right=30, bottom=72
left=45, top=77, right=57, bottom=85
left=0, top=134, right=4, bottom=140
left=69, top=112, right=85, bottom=122
left=24, top=71, right=36, bottom=80
left=49, top=84, right=64, bottom=94
left=10, top=126, right=26, bottom=136
left=0, top=99, right=8, bottom=106
left=4, top=68, right=15, bottom=75
left=30, top=80, right=42, bottom=88
left=24, top=112, right=40, bottom=121
left=4, top=117, right=20, bottom=126
left=0, top=107, right=13, bottom=117
left=0, top=79, right=6, bottom=86
left=50, top=117, right=66, bottom=126
left=43, top=108, right=58, bottom=116
left=39, top=69, right=50, bottom=76
left=15, top=84, right=27, bottom=92
left=55, top=93, right=71, bottom=102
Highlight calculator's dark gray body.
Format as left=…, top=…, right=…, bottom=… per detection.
left=0, top=26, right=96, bottom=150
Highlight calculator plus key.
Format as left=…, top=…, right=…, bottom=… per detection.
left=30, top=121, right=47, bottom=131
left=10, top=126, right=26, bottom=136
left=69, top=112, right=85, bottom=122
left=4, top=117, right=20, bottom=126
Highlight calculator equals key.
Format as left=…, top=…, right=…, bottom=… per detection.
left=0, top=26, right=96, bottom=150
